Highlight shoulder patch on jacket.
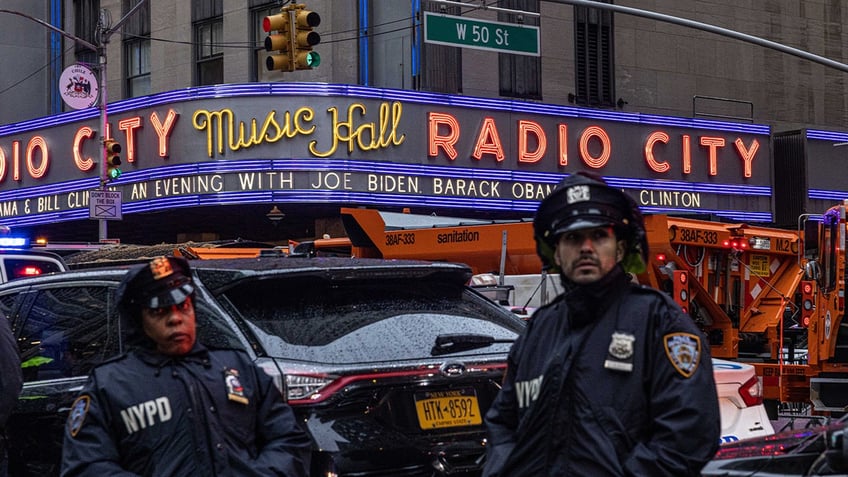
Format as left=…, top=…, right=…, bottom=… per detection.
left=663, top=332, right=701, bottom=378
left=67, top=395, right=90, bottom=437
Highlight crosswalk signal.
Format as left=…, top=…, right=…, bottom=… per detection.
left=263, top=10, right=292, bottom=71
left=292, top=7, right=321, bottom=70
left=104, top=139, right=122, bottom=182
left=673, top=270, right=691, bottom=314
left=800, top=280, right=815, bottom=327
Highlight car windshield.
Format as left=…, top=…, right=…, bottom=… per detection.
left=218, top=275, right=523, bottom=364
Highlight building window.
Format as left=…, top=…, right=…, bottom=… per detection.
left=193, top=0, right=224, bottom=86
left=574, top=1, right=615, bottom=107
left=251, top=3, right=282, bottom=82
left=498, top=0, right=541, bottom=100
left=74, top=0, right=100, bottom=65
left=123, top=0, right=150, bottom=97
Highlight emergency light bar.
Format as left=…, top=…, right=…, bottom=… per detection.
left=0, top=237, right=29, bottom=247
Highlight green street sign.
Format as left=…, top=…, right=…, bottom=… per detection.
left=423, top=12, right=540, bottom=57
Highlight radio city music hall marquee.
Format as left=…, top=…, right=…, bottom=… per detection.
left=0, top=83, right=773, bottom=225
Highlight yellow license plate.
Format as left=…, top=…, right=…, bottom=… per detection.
left=414, top=389, right=482, bottom=430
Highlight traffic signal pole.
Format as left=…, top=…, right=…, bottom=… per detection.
left=94, top=0, right=146, bottom=241
left=0, top=3, right=146, bottom=242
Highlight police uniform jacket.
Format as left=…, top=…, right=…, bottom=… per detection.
left=483, top=266, right=721, bottom=476
left=61, top=343, right=312, bottom=477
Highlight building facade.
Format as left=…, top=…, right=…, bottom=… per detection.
left=0, top=0, right=847, bottom=244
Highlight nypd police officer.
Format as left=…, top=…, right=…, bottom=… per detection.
left=483, top=173, right=720, bottom=476
left=61, top=256, right=312, bottom=476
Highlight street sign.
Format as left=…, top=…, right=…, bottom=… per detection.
left=423, top=12, right=540, bottom=57
left=89, top=190, right=122, bottom=220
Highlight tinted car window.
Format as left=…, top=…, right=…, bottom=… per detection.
left=17, top=285, right=119, bottom=381
left=220, top=276, right=521, bottom=363
left=0, top=293, right=20, bottom=321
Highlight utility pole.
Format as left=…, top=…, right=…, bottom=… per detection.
left=0, top=1, right=148, bottom=241
left=94, top=1, right=147, bottom=241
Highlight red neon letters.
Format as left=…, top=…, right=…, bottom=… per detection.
left=429, top=112, right=760, bottom=179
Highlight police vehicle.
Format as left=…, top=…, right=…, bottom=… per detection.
left=0, top=229, right=66, bottom=283
left=713, top=358, right=775, bottom=445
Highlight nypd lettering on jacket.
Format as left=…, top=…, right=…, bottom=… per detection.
left=120, top=397, right=172, bottom=434
left=514, top=375, right=543, bottom=409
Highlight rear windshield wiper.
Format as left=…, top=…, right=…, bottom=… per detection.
left=431, top=333, right=514, bottom=356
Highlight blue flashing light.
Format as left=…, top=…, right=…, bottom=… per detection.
left=0, top=237, right=29, bottom=248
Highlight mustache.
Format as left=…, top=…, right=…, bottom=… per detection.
left=571, top=256, right=600, bottom=268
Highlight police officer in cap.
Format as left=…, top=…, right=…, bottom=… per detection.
left=483, top=172, right=720, bottom=476
left=61, top=256, right=312, bottom=477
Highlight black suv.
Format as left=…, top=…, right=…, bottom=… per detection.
left=3, top=257, right=525, bottom=476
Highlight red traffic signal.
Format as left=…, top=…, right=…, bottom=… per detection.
left=263, top=6, right=321, bottom=72
left=263, top=12, right=292, bottom=71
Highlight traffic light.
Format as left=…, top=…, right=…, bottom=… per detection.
left=104, top=139, right=122, bottom=182
left=800, top=280, right=815, bottom=327
left=263, top=5, right=320, bottom=72
left=292, top=7, right=321, bottom=70
left=263, top=10, right=292, bottom=71
left=673, top=270, right=691, bottom=314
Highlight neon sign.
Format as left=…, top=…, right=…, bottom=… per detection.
left=0, top=83, right=776, bottom=227
left=429, top=114, right=761, bottom=177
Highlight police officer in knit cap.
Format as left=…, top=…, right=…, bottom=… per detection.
left=483, top=172, right=720, bottom=477
left=61, top=256, right=312, bottom=477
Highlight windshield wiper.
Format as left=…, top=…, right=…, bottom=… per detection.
left=431, top=333, right=514, bottom=356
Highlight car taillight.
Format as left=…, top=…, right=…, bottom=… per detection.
left=283, top=364, right=507, bottom=405
left=739, top=375, right=763, bottom=407
left=286, top=374, right=334, bottom=402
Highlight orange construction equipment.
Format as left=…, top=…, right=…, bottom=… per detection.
left=639, top=214, right=809, bottom=407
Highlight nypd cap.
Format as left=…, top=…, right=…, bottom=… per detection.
left=533, top=172, right=648, bottom=274
left=116, top=256, right=195, bottom=310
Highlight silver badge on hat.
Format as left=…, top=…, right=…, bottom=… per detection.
left=604, top=332, right=635, bottom=372
left=566, top=185, right=591, bottom=204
